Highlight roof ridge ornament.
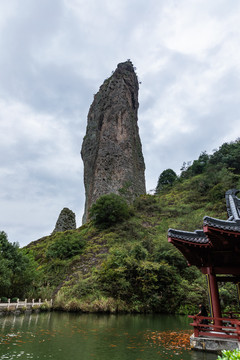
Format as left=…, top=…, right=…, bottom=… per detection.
left=225, top=189, right=240, bottom=220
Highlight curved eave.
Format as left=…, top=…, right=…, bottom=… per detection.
left=203, top=216, right=240, bottom=234
left=168, top=228, right=209, bottom=246
left=168, top=236, right=209, bottom=247
left=203, top=224, right=240, bottom=238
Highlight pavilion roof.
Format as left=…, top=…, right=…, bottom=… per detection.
left=167, top=229, right=208, bottom=245
left=168, top=189, right=240, bottom=274
left=203, top=216, right=240, bottom=232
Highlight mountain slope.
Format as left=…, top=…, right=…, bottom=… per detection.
left=24, top=139, right=240, bottom=313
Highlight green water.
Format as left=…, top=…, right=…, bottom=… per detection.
left=0, top=312, right=218, bottom=360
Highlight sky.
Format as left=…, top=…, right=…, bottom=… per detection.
left=1, top=0, right=240, bottom=247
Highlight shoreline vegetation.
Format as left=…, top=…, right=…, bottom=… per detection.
left=2, top=139, right=240, bottom=315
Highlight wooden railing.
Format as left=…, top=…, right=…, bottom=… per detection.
left=189, top=315, right=240, bottom=341
left=0, top=299, right=53, bottom=310
left=223, top=311, right=240, bottom=319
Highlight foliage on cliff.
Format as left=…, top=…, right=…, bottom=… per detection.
left=3, top=138, right=240, bottom=313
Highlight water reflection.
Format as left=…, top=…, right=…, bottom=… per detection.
left=0, top=312, right=218, bottom=360
left=191, top=351, right=218, bottom=360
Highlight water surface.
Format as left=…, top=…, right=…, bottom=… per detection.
left=0, top=312, right=218, bottom=360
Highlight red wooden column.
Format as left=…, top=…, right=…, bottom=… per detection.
left=207, top=267, right=222, bottom=327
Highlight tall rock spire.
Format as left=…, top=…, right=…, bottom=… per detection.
left=81, top=60, right=146, bottom=223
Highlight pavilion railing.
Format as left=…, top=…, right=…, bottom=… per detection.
left=189, top=315, right=240, bottom=341
left=222, top=311, right=240, bottom=319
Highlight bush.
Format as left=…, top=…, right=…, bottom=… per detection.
left=46, top=232, right=86, bottom=259
left=89, top=194, right=131, bottom=228
left=40, top=301, right=52, bottom=312
left=209, top=184, right=224, bottom=202
left=217, top=349, right=240, bottom=360
left=11, top=297, right=18, bottom=303
left=130, top=244, right=148, bottom=260
left=65, top=298, right=81, bottom=312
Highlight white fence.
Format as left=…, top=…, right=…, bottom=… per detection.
left=0, top=299, right=53, bottom=310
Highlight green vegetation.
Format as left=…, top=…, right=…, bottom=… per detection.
left=46, top=232, right=86, bottom=259
left=2, top=138, right=240, bottom=313
left=155, top=168, right=177, bottom=193
left=89, top=193, right=131, bottom=228
left=0, top=231, right=38, bottom=299
left=217, top=349, right=240, bottom=360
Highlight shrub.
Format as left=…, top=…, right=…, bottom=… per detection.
left=1, top=297, right=8, bottom=303
left=11, top=297, right=18, bottom=303
left=53, top=293, right=66, bottom=310
left=89, top=194, right=131, bottom=228
left=40, top=302, right=51, bottom=312
left=130, top=244, right=148, bottom=260
left=209, top=184, right=224, bottom=202
left=217, top=349, right=240, bottom=360
left=46, top=232, right=86, bottom=259
left=66, top=298, right=81, bottom=312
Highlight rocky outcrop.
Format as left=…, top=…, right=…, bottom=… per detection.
left=81, top=60, right=146, bottom=223
left=52, top=208, right=76, bottom=233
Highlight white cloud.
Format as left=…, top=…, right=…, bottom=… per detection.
left=0, top=99, right=84, bottom=246
left=1, top=0, right=240, bottom=246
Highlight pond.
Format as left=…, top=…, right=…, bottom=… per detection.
left=0, top=312, right=218, bottom=360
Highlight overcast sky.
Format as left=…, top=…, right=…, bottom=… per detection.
left=1, top=0, right=240, bottom=247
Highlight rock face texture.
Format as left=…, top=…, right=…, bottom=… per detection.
left=81, top=60, right=146, bottom=223
left=52, top=208, right=76, bottom=233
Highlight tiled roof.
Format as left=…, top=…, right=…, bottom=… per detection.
left=168, top=228, right=208, bottom=244
left=203, top=216, right=240, bottom=232
left=168, top=189, right=240, bottom=243
left=168, top=189, right=240, bottom=270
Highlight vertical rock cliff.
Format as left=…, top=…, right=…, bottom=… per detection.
left=81, top=60, right=146, bottom=223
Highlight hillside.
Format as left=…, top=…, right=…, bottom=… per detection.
left=23, top=139, right=240, bottom=314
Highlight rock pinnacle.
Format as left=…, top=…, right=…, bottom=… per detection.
left=81, top=60, right=146, bottom=223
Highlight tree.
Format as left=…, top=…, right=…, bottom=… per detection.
left=209, top=139, right=240, bottom=173
left=155, top=169, right=177, bottom=194
left=180, top=151, right=209, bottom=178
left=0, top=231, right=38, bottom=298
left=89, top=194, right=131, bottom=228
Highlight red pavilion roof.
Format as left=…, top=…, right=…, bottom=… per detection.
left=168, top=189, right=240, bottom=275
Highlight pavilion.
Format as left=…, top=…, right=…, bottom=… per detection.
left=168, top=189, right=240, bottom=352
